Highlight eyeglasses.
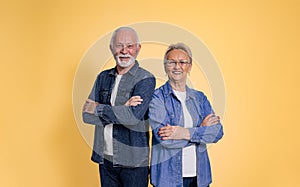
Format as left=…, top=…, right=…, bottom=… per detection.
left=114, top=43, right=136, bottom=50
left=165, top=60, right=191, bottom=67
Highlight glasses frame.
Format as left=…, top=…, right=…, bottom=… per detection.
left=114, top=43, right=137, bottom=50
left=164, top=60, right=191, bottom=67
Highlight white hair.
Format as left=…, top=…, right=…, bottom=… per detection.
left=164, top=42, right=193, bottom=64
left=110, top=27, right=140, bottom=49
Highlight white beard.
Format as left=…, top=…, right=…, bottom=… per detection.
left=116, top=54, right=135, bottom=68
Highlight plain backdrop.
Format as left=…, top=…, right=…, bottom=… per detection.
left=0, top=0, right=299, bottom=186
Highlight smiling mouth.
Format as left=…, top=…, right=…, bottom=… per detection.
left=119, top=57, right=130, bottom=61
left=172, top=71, right=182, bottom=74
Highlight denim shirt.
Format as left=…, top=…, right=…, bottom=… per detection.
left=82, top=62, right=156, bottom=167
left=149, top=82, right=224, bottom=187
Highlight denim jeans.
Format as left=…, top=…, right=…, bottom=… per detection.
left=183, top=177, right=210, bottom=187
left=183, top=177, right=197, bottom=187
left=99, top=157, right=149, bottom=187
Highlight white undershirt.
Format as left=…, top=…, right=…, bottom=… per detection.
left=173, top=90, right=197, bottom=177
left=104, top=74, right=122, bottom=156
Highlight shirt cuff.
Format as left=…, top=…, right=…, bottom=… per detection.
left=188, top=127, right=203, bottom=143
left=94, top=104, right=105, bottom=117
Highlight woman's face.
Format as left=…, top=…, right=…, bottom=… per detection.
left=164, top=49, right=192, bottom=84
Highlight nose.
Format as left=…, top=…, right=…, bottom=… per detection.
left=120, top=46, right=128, bottom=54
left=174, top=62, right=181, bottom=69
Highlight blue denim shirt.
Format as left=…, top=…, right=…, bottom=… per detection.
left=149, top=82, right=224, bottom=187
left=82, top=62, right=156, bottom=167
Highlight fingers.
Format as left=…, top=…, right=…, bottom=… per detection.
left=158, top=126, right=172, bottom=134
left=83, top=99, right=97, bottom=114
left=207, top=113, right=215, bottom=117
left=86, top=99, right=94, bottom=103
left=83, top=100, right=90, bottom=111
left=124, top=96, right=143, bottom=106
left=210, top=115, right=220, bottom=125
left=161, top=136, right=171, bottom=140
left=158, top=124, right=174, bottom=138
left=201, top=113, right=221, bottom=126
left=158, top=125, right=189, bottom=140
left=130, top=96, right=142, bottom=100
left=159, top=124, right=171, bottom=130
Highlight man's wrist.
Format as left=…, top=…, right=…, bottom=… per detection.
left=94, top=104, right=104, bottom=117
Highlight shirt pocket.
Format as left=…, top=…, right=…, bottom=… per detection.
left=99, top=90, right=110, bottom=104
left=188, top=101, right=203, bottom=127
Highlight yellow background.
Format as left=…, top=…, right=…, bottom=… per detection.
left=1, top=0, right=299, bottom=186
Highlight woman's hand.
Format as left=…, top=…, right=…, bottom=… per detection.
left=201, top=114, right=220, bottom=126
left=158, top=124, right=190, bottom=140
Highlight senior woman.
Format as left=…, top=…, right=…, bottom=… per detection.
left=149, top=43, right=224, bottom=187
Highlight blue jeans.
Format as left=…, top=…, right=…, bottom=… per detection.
left=183, top=177, right=197, bottom=187
left=183, top=177, right=209, bottom=187
left=99, top=157, right=149, bottom=187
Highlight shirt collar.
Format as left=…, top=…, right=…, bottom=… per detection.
left=108, top=60, right=139, bottom=76
left=163, top=81, right=196, bottom=100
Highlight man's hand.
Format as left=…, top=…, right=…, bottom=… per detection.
left=201, top=114, right=220, bottom=126
left=158, top=124, right=190, bottom=140
left=82, top=99, right=99, bottom=114
left=124, top=96, right=143, bottom=106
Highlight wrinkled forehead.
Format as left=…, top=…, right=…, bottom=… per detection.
left=114, top=30, right=138, bottom=44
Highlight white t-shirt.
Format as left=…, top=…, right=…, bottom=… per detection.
left=104, top=74, right=122, bottom=156
left=173, top=90, right=197, bottom=177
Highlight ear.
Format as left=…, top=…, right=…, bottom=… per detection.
left=164, top=64, right=167, bottom=73
left=136, top=43, right=141, bottom=55
left=188, top=63, right=192, bottom=73
left=110, top=45, right=114, bottom=54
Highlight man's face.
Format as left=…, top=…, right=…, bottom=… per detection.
left=111, top=30, right=141, bottom=68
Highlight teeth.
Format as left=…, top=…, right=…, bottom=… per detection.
left=119, top=57, right=129, bottom=60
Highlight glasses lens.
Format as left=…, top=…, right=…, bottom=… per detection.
left=166, top=60, right=189, bottom=67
